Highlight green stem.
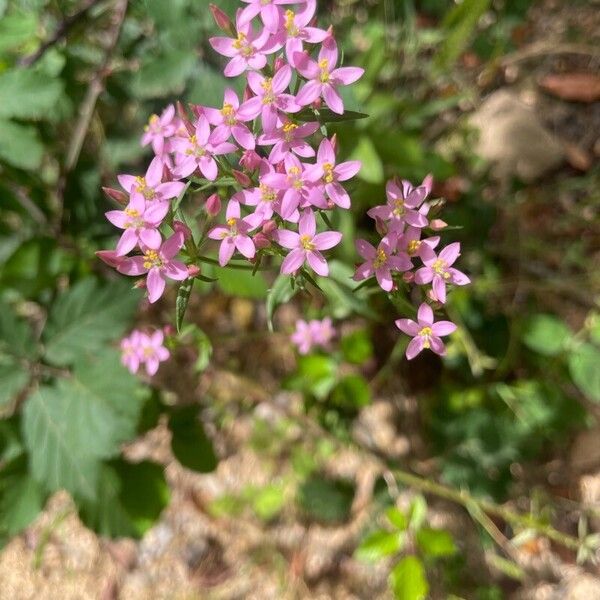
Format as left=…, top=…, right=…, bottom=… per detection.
left=196, top=255, right=267, bottom=271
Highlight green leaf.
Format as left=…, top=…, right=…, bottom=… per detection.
left=215, top=266, right=268, bottom=299
left=22, top=350, right=145, bottom=499
left=355, top=530, right=403, bottom=562
left=0, top=360, right=29, bottom=406
left=569, top=344, right=600, bottom=403
left=386, top=507, right=408, bottom=531
left=187, top=63, right=234, bottom=108
left=43, top=278, right=140, bottom=366
left=0, top=119, right=44, bottom=170
left=79, top=459, right=169, bottom=538
left=0, top=299, right=36, bottom=359
left=0, top=12, right=37, bottom=54
left=408, top=495, right=427, bottom=531
left=522, top=314, right=571, bottom=356
left=389, top=556, right=429, bottom=600
left=341, top=329, right=373, bottom=364
left=251, top=484, right=285, bottom=521
left=175, top=277, right=194, bottom=333
left=416, top=527, right=457, bottom=558
left=295, top=108, right=369, bottom=123
left=168, top=406, right=217, bottom=473
left=0, top=70, right=63, bottom=120
left=0, top=455, right=46, bottom=537
left=330, top=374, right=371, bottom=410
left=297, top=475, right=355, bottom=524
left=349, top=136, right=383, bottom=184
left=285, top=355, right=337, bottom=400
left=266, top=274, right=297, bottom=332
left=131, top=50, right=196, bottom=98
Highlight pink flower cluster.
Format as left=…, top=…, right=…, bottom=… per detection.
left=291, top=317, right=335, bottom=354
left=354, top=177, right=470, bottom=359
left=98, top=0, right=364, bottom=303
left=121, top=329, right=170, bottom=376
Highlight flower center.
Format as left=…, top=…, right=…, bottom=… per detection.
left=261, top=78, right=274, bottom=104
left=284, top=10, right=299, bottom=36
left=221, top=103, right=237, bottom=125
left=432, top=258, right=450, bottom=279
left=419, top=326, right=432, bottom=348
left=144, top=114, right=160, bottom=133
left=373, top=248, right=387, bottom=269
left=135, top=176, right=156, bottom=200
left=282, top=121, right=298, bottom=142
left=322, top=162, right=335, bottom=184
left=124, top=208, right=143, bottom=229
left=407, top=240, right=421, bottom=255
left=233, top=32, right=254, bottom=57
left=260, top=183, right=277, bottom=202
left=143, top=249, right=162, bottom=269
left=226, top=217, right=238, bottom=235
left=318, top=59, right=330, bottom=83
left=261, top=0, right=271, bottom=5
left=300, top=234, right=315, bottom=251
left=288, top=166, right=303, bottom=189
left=393, top=199, right=405, bottom=216
left=185, top=135, right=206, bottom=158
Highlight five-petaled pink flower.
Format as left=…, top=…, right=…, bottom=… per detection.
left=118, top=157, right=185, bottom=204
left=395, top=225, right=439, bottom=264
left=209, top=12, right=279, bottom=77
left=414, top=242, right=470, bottom=304
left=291, top=317, right=335, bottom=354
left=208, top=201, right=261, bottom=266
left=258, top=117, right=319, bottom=164
left=118, top=232, right=188, bottom=303
left=294, top=37, right=364, bottom=114
left=105, top=194, right=169, bottom=256
left=121, top=330, right=143, bottom=374
left=239, top=0, right=297, bottom=33
left=354, top=235, right=412, bottom=292
left=275, top=209, right=341, bottom=276
left=367, top=178, right=430, bottom=230
left=202, top=88, right=257, bottom=150
left=141, top=105, right=178, bottom=155
left=395, top=303, right=456, bottom=360
left=138, top=330, right=170, bottom=376
left=305, top=138, right=361, bottom=209
left=171, top=116, right=237, bottom=180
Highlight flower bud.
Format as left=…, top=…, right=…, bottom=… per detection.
left=190, top=104, right=204, bottom=119
left=330, top=133, right=338, bottom=155
left=173, top=220, right=192, bottom=240
left=240, top=149, right=262, bottom=171
left=134, top=278, right=147, bottom=289
left=232, top=169, right=251, bottom=187
left=402, top=271, right=415, bottom=283
left=187, top=264, right=201, bottom=278
left=96, top=250, right=124, bottom=268
left=253, top=232, right=271, bottom=250
left=261, top=219, right=277, bottom=235
left=274, top=56, right=286, bottom=71
left=243, top=84, right=253, bottom=103
left=205, top=193, right=221, bottom=217
left=429, top=219, right=448, bottom=231
left=374, top=216, right=388, bottom=237
left=102, top=187, right=128, bottom=205
left=176, top=101, right=195, bottom=135
left=209, top=4, right=235, bottom=36
left=162, top=162, right=173, bottom=182
left=312, top=97, right=322, bottom=109
left=163, top=324, right=175, bottom=337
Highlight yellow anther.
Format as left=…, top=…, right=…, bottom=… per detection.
left=373, top=248, right=387, bottom=269
left=407, top=240, right=421, bottom=255
left=282, top=121, right=298, bottom=141
left=260, top=184, right=277, bottom=202
left=300, top=234, right=315, bottom=251
left=125, top=208, right=139, bottom=218
left=432, top=258, right=447, bottom=276
left=318, top=59, right=330, bottom=83
left=261, top=78, right=274, bottom=104
left=232, top=32, right=247, bottom=50
left=322, top=162, right=334, bottom=184
left=227, top=217, right=237, bottom=227
left=143, top=250, right=161, bottom=269
left=284, top=10, right=298, bottom=36
left=393, top=199, right=405, bottom=216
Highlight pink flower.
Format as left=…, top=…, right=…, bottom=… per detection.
left=290, top=317, right=335, bottom=354
left=105, top=194, right=169, bottom=256
left=96, top=250, right=126, bottom=269
left=138, top=330, right=170, bottom=376
left=141, top=105, right=178, bottom=155
left=414, top=242, right=471, bottom=304
left=238, top=64, right=300, bottom=131
left=395, top=303, right=456, bottom=360
left=367, top=178, right=430, bottom=230
left=118, top=157, right=185, bottom=204
left=353, top=235, right=412, bottom=292
left=121, top=330, right=143, bottom=374
left=202, top=88, right=256, bottom=150
left=278, top=0, right=329, bottom=66
left=274, top=209, right=342, bottom=276
left=310, top=317, right=335, bottom=347
left=295, top=37, right=364, bottom=114
left=240, top=149, right=262, bottom=170
left=291, top=319, right=315, bottom=354
left=238, top=0, right=296, bottom=33
left=208, top=201, right=261, bottom=266
left=261, top=155, right=323, bottom=219
left=305, top=138, right=361, bottom=209
left=395, top=226, right=439, bottom=264
left=234, top=161, right=284, bottom=220
left=209, top=12, right=279, bottom=77
left=258, top=117, right=319, bottom=163
left=171, top=116, right=237, bottom=180
left=117, top=232, right=188, bottom=303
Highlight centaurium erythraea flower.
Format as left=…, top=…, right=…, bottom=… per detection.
left=258, top=117, right=320, bottom=164
left=141, top=105, right=178, bottom=156
left=395, top=303, right=456, bottom=360
left=118, top=156, right=185, bottom=204
left=238, top=0, right=297, bottom=33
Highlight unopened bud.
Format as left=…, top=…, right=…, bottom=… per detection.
left=422, top=173, right=433, bottom=195
left=134, top=279, right=147, bottom=289
left=190, top=104, right=203, bottom=119
left=374, top=216, right=388, bottom=237
left=312, top=97, right=322, bottom=109
left=253, top=232, right=271, bottom=250
left=261, top=219, right=277, bottom=235
left=96, top=250, right=124, bottom=268
left=173, top=220, right=192, bottom=240
left=187, top=264, right=201, bottom=278
left=162, top=163, right=173, bottom=182
left=240, top=149, right=261, bottom=171
left=176, top=101, right=195, bottom=135
left=430, top=219, right=447, bottom=231
left=205, top=193, right=221, bottom=217
left=209, top=4, right=235, bottom=36
left=402, top=271, right=415, bottom=283
left=163, top=324, right=175, bottom=337
left=102, top=187, right=128, bottom=205
left=232, top=169, right=251, bottom=187
left=330, top=133, right=338, bottom=154
left=274, top=56, right=286, bottom=71
left=243, top=84, right=253, bottom=103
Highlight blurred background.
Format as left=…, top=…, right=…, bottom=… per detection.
left=0, top=0, right=599, bottom=598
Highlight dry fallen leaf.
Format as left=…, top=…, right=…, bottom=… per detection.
left=540, top=73, right=600, bottom=103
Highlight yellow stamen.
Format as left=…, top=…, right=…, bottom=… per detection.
left=318, top=59, right=330, bottom=83
left=134, top=176, right=156, bottom=200
left=419, top=326, right=432, bottom=349
left=432, top=258, right=450, bottom=279
left=393, top=199, right=405, bottom=216
left=407, top=240, right=421, bottom=255
left=282, top=121, right=298, bottom=142
left=284, top=10, right=299, bottom=36
left=260, top=184, right=277, bottom=202
left=142, top=249, right=162, bottom=269
left=261, top=78, right=274, bottom=104
left=373, top=248, right=387, bottom=269
left=322, top=162, right=334, bottom=184
left=221, top=103, right=236, bottom=125
left=300, top=234, right=315, bottom=251
left=227, top=217, right=237, bottom=227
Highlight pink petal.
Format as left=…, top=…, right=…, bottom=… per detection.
left=319, top=37, right=338, bottom=69
left=261, top=2, right=280, bottom=31
left=232, top=124, right=256, bottom=150
left=312, top=231, right=342, bottom=251
left=375, top=267, right=393, bottom=291
left=209, top=36, right=237, bottom=57
left=144, top=201, right=169, bottom=225
left=238, top=96, right=263, bottom=120
left=449, top=268, right=471, bottom=286
left=146, top=156, right=163, bottom=187
left=334, top=160, right=361, bottom=181
left=139, top=228, right=162, bottom=249
left=147, top=268, right=166, bottom=303
left=295, top=81, right=322, bottom=106
left=105, top=210, right=128, bottom=229
left=353, top=262, right=374, bottom=281
left=117, top=256, right=147, bottom=276
left=234, top=235, right=255, bottom=259
left=306, top=250, right=328, bottom=276
left=355, top=239, right=376, bottom=260
left=331, top=66, right=364, bottom=85
left=281, top=248, right=305, bottom=274
left=432, top=276, right=447, bottom=304
left=272, top=64, right=292, bottom=93
left=116, top=229, right=139, bottom=256
left=224, top=55, right=248, bottom=78
left=163, top=260, right=188, bottom=281
left=405, top=336, right=424, bottom=360
left=298, top=209, right=316, bottom=238
left=274, top=229, right=300, bottom=249
left=431, top=321, right=457, bottom=337
left=156, top=181, right=185, bottom=201
left=219, top=238, right=236, bottom=266
left=417, top=303, right=434, bottom=326
left=145, top=357, right=160, bottom=376
left=208, top=226, right=229, bottom=240
left=414, top=267, right=433, bottom=285
left=199, top=156, right=218, bottom=181
left=429, top=336, right=446, bottom=356
left=439, top=242, right=460, bottom=266
left=326, top=182, right=350, bottom=208
left=395, top=319, right=420, bottom=336
left=160, top=231, right=184, bottom=260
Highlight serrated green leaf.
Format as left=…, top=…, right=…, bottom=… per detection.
left=569, top=344, right=600, bottom=403
left=389, top=556, right=429, bottom=600
left=168, top=406, right=217, bottom=473
left=22, top=350, right=144, bottom=499
left=0, top=119, right=44, bottom=170
left=42, top=278, right=140, bottom=366
left=355, top=530, right=403, bottom=562
left=0, top=299, right=36, bottom=359
left=266, top=274, right=297, bottom=332
left=522, top=314, right=571, bottom=356
left=416, top=527, right=457, bottom=558
left=0, top=70, right=63, bottom=120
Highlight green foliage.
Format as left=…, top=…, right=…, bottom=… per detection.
left=215, top=267, right=268, bottom=299
left=390, top=556, right=429, bottom=600
left=569, top=344, right=600, bottom=403
left=341, top=329, right=374, bottom=364
left=266, top=274, right=297, bottom=331
left=297, top=475, right=355, bottom=523
left=0, top=69, right=63, bottom=120
left=522, top=314, right=572, bottom=356
left=168, top=406, right=217, bottom=473
left=356, top=530, right=405, bottom=561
